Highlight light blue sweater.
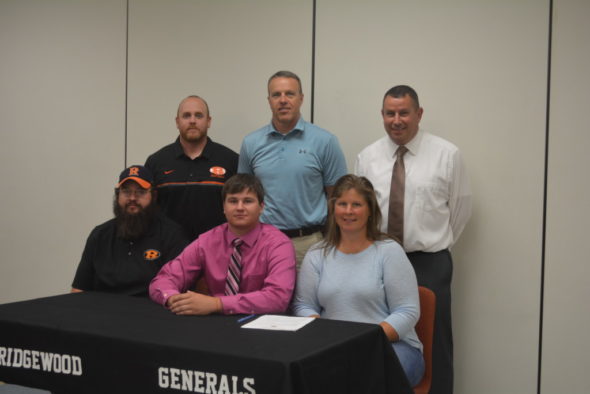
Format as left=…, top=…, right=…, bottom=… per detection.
left=293, top=239, right=422, bottom=351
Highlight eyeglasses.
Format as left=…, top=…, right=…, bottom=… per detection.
left=117, top=188, right=150, bottom=198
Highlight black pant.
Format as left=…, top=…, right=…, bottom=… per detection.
left=407, top=249, right=453, bottom=394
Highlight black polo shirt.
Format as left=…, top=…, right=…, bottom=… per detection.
left=72, top=213, right=188, bottom=297
left=145, top=137, right=238, bottom=241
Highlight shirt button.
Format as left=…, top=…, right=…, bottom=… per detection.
left=128, top=252, right=132, bottom=256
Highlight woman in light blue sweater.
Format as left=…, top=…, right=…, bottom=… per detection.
left=293, top=174, right=424, bottom=387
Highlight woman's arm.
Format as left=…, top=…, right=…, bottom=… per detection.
left=381, top=243, right=421, bottom=340
left=292, top=248, right=323, bottom=317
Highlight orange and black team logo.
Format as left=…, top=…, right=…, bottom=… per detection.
left=144, top=249, right=161, bottom=261
left=209, top=166, right=227, bottom=178
left=129, top=167, right=140, bottom=176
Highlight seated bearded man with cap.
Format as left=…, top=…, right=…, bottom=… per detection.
left=71, top=165, right=189, bottom=296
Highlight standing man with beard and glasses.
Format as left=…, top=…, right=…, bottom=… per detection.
left=71, top=166, right=188, bottom=297
left=355, top=85, right=472, bottom=394
left=150, top=174, right=296, bottom=315
left=238, top=71, right=347, bottom=268
left=145, top=95, right=239, bottom=241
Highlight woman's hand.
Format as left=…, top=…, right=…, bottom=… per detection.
left=379, top=321, right=400, bottom=342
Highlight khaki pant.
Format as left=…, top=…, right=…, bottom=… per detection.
left=291, top=231, right=323, bottom=271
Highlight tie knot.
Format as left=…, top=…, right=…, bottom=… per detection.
left=396, top=146, right=408, bottom=157
left=232, top=238, right=243, bottom=248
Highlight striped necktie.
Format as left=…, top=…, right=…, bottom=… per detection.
left=225, top=238, right=243, bottom=296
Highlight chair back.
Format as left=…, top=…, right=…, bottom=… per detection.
left=413, top=286, right=436, bottom=394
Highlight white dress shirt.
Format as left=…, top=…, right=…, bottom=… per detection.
left=355, top=130, right=472, bottom=253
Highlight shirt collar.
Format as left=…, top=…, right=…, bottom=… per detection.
left=387, top=128, right=424, bottom=157
left=267, top=117, right=305, bottom=136
left=173, top=136, right=212, bottom=160
left=226, top=222, right=262, bottom=248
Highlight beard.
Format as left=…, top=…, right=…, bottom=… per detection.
left=180, top=127, right=207, bottom=144
left=113, top=197, right=158, bottom=240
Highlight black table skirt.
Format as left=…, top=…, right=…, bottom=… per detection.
left=0, top=292, right=412, bottom=394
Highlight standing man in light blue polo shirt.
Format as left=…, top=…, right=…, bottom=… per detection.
left=238, top=70, right=347, bottom=268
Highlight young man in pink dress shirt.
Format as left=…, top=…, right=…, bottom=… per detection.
left=149, top=174, right=296, bottom=315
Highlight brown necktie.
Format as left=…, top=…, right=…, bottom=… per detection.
left=388, top=146, right=408, bottom=244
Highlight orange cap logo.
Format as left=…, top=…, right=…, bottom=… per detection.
left=129, top=167, right=140, bottom=176
left=143, top=249, right=161, bottom=261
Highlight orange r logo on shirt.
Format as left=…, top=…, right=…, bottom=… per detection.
left=210, top=166, right=227, bottom=178
left=144, top=249, right=161, bottom=261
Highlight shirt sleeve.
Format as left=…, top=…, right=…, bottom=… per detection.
left=144, top=153, right=155, bottom=173
left=159, top=223, right=189, bottom=268
left=71, top=228, right=99, bottom=290
left=237, top=139, right=253, bottom=175
left=321, top=134, right=348, bottom=186
left=448, top=149, right=472, bottom=245
left=292, top=247, right=323, bottom=317
left=354, top=154, right=366, bottom=177
left=381, top=243, right=421, bottom=337
left=218, top=235, right=296, bottom=315
left=149, top=239, right=203, bottom=306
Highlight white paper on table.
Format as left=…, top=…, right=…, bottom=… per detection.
left=241, top=315, right=315, bottom=331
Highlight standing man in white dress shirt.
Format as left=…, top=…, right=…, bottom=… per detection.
left=355, top=85, right=471, bottom=394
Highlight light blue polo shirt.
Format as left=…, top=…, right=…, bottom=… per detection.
left=238, top=118, right=347, bottom=229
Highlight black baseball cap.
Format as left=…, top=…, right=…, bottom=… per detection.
left=117, top=165, right=153, bottom=189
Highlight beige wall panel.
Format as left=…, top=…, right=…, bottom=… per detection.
left=542, top=0, right=590, bottom=392
left=0, top=0, right=127, bottom=303
left=2, top=0, right=588, bottom=390
left=314, top=1, right=548, bottom=393
left=126, top=0, right=313, bottom=165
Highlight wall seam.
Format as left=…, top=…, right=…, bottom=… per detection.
left=310, top=0, right=317, bottom=123
left=124, top=0, right=130, bottom=168
left=537, top=0, right=554, bottom=393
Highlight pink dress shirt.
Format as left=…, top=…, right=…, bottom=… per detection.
left=149, top=222, right=296, bottom=314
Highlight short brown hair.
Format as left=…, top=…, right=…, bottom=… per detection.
left=177, top=95, right=211, bottom=117
left=268, top=70, right=303, bottom=94
left=222, top=174, right=265, bottom=204
left=383, top=85, right=420, bottom=109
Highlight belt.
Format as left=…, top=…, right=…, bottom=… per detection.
left=406, top=249, right=450, bottom=257
left=280, top=225, right=323, bottom=238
